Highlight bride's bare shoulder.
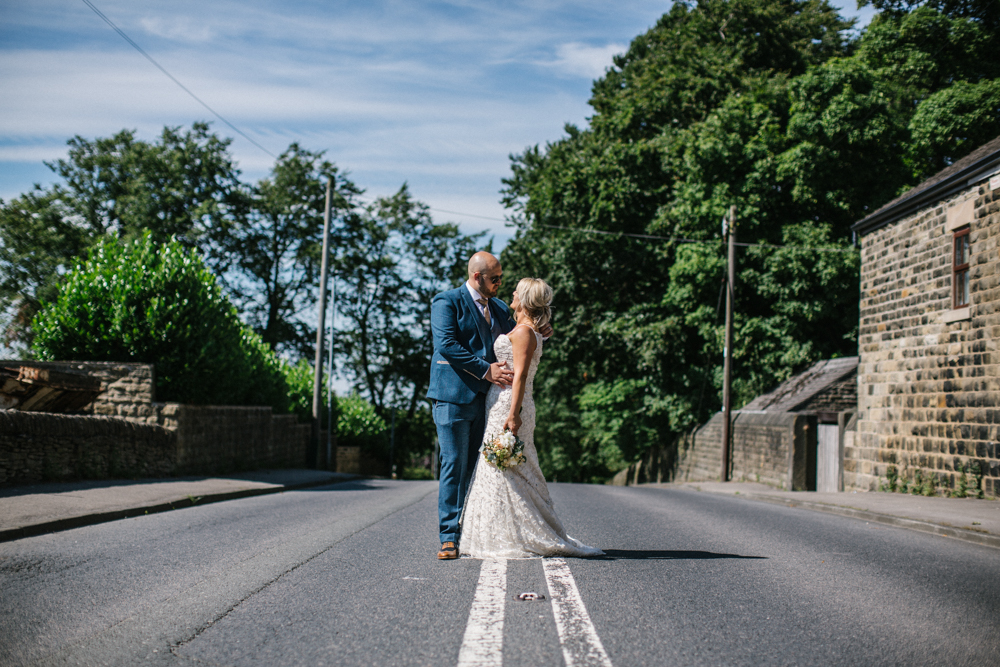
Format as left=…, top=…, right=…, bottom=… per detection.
left=507, top=324, right=537, bottom=351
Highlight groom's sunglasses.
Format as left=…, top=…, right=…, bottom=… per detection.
left=482, top=274, right=502, bottom=285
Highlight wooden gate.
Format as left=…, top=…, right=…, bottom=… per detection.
left=816, top=423, right=840, bottom=492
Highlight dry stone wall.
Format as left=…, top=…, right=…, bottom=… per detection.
left=610, top=411, right=813, bottom=490
left=854, top=179, right=1000, bottom=497
left=0, top=411, right=175, bottom=484
left=730, top=412, right=801, bottom=489
left=0, top=361, right=313, bottom=484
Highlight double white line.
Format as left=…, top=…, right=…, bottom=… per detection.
left=457, top=558, right=612, bottom=667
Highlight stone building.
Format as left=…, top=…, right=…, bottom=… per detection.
left=612, top=356, right=858, bottom=490
left=851, top=135, right=1000, bottom=498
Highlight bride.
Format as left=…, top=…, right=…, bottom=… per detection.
left=459, top=277, right=603, bottom=559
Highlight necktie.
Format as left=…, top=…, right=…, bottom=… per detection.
left=476, top=298, right=491, bottom=326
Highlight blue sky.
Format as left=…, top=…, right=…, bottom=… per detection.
left=0, top=0, right=876, bottom=249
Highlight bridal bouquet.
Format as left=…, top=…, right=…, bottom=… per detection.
left=481, top=428, right=526, bottom=471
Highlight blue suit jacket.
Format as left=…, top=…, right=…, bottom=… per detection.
left=427, top=286, right=515, bottom=405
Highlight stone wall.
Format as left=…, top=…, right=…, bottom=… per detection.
left=0, top=404, right=312, bottom=485
left=611, top=411, right=815, bottom=490
left=154, top=404, right=311, bottom=474
left=0, top=360, right=157, bottom=419
left=0, top=361, right=315, bottom=485
left=731, top=412, right=807, bottom=489
left=854, top=178, right=1000, bottom=497
left=0, top=410, right=175, bottom=485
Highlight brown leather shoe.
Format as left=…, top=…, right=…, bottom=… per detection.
left=437, top=541, right=458, bottom=560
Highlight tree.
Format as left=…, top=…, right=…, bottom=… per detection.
left=499, top=0, right=996, bottom=482
left=215, top=144, right=360, bottom=358
left=45, top=122, right=245, bottom=247
left=0, top=123, right=245, bottom=350
left=334, top=184, right=482, bottom=465
left=0, top=189, right=92, bottom=352
left=32, top=232, right=288, bottom=408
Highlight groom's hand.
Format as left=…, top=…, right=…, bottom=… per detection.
left=486, top=361, right=513, bottom=387
left=539, top=323, right=554, bottom=339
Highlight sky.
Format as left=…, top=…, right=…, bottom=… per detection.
left=0, top=0, right=877, bottom=250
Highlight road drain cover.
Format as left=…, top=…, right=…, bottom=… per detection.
left=515, top=592, right=545, bottom=601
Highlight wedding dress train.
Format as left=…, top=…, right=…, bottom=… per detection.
left=459, top=328, right=603, bottom=559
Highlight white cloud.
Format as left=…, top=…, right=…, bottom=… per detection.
left=546, top=42, right=626, bottom=79
left=0, top=145, right=67, bottom=164
left=138, top=17, right=216, bottom=43
left=0, top=0, right=670, bottom=244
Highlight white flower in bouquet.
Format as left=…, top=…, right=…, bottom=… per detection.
left=481, top=428, right=526, bottom=471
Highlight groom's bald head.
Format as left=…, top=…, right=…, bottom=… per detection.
left=468, top=252, right=502, bottom=298
left=468, top=252, right=499, bottom=278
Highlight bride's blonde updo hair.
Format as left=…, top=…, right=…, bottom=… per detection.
left=515, top=278, right=552, bottom=330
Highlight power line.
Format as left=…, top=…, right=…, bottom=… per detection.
left=80, top=0, right=277, bottom=159
left=535, top=223, right=857, bottom=253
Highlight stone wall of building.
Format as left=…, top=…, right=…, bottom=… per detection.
left=854, top=179, right=1000, bottom=497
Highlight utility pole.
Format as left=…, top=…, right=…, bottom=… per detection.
left=389, top=407, right=396, bottom=479
left=721, top=204, right=736, bottom=482
left=326, top=275, right=336, bottom=471
left=311, top=179, right=333, bottom=469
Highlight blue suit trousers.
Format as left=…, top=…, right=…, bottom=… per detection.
left=434, top=395, right=487, bottom=544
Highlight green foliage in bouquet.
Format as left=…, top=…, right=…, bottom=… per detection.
left=32, top=232, right=289, bottom=409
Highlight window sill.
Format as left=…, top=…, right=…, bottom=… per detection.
left=941, top=306, right=971, bottom=323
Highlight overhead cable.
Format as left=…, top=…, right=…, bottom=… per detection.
left=535, top=223, right=857, bottom=253
left=80, top=0, right=277, bottom=159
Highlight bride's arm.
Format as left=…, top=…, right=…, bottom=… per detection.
left=504, top=327, right=537, bottom=436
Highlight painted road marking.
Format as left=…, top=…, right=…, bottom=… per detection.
left=543, top=557, right=613, bottom=667
left=457, top=558, right=507, bottom=667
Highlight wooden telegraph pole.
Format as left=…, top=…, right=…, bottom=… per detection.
left=721, top=205, right=736, bottom=482
left=311, top=179, right=334, bottom=469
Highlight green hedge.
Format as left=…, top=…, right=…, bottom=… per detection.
left=336, top=394, right=387, bottom=450
left=33, top=232, right=289, bottom=409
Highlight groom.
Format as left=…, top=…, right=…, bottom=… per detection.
left=428, top=252, right=549, bottom=560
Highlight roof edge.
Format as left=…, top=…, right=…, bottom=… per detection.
left=851, top=148, right=1000, bottom=237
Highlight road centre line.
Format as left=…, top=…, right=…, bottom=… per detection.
left=457, top=558, right=507, bottom=667
left=543, top=558, right=613, bottom=667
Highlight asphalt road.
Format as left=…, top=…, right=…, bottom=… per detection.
left=2, top=479, right=999, bottom=666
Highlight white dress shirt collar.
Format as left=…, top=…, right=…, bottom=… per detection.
left=466, top=281, right=486, bottom=304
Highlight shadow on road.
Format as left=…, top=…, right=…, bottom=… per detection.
left=596, top=549, right=766, bottom=560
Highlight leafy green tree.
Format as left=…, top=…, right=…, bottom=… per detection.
left=45, top=122, right=245, bottom=247
left=215, top=144, right=360, bottom=357
left=333, top=184, right=481, bottom=468
left=32, top=232, right=288, bottom=409
left=0, top=123, right=245, bottom=350
left=0, top=189, right=92, bottom=352
left=336, top=394, right=388, bottom=450
left=906, top=79, right=1000, bottom=177
left=283, top=358, right=336, bottom=427
left=500, top=0, right=995, bottom=482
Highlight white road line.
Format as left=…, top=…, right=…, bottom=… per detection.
left=543, top=558, right=613, bottom=667
left=457, top=558, right=507, bottom=667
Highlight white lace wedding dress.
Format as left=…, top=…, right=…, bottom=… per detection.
left=459, top=327, right=603, bottom=559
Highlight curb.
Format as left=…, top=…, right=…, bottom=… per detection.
left=0, top=473, right=363, bottom=543
left=700, top=489, right=1000, bottom=550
